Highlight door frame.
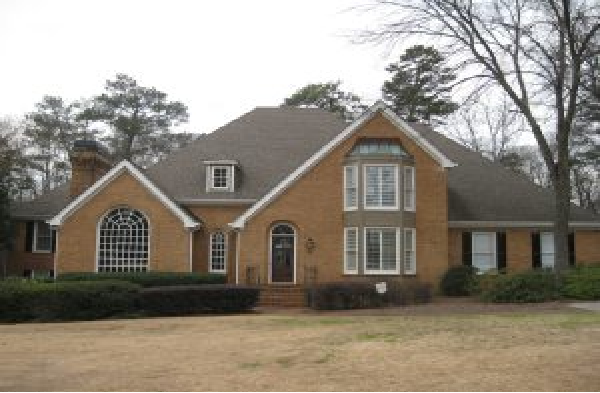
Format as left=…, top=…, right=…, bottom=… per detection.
left=268, top=223, right=297, bottom=284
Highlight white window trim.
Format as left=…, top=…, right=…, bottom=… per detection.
left=363, top=164, right=399, bottom=211
left=32, top=221, right=52, bottom=253
left=363, top=227, right=401, bottom=275
left=95, top=207, right=151, bottom=273
left=344, top=227, right=358, bottom=274
left=404, top=166, right=416, bottom=212
left=210, top=165, right=232, bottom=191
left=268, top=223, right=297, bottom=284
left=403, top=228, right=416, bottom=275
left=540, top=232, right=555, bottom=269
left=471, top=232, right=497, bottom=273
left=209, top=231, right=227, bottom=273
left=343, top=165, right=358, bottom=211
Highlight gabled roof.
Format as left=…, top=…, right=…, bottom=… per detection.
left=230, top=101, right=457, bottom=228
left=47, top=161, right=200, bottom=229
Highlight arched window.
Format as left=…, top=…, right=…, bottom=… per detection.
left=209, top=231, right=227, bottom=273
left=97, top=207, right=149, bottom=272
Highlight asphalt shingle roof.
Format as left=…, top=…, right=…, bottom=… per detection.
left=11, top=107, right=600, bottom=224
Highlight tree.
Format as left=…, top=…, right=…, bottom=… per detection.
left=446, top=98, right=525, bottom=169
left=83, top=73, right=189, bottom=164
left=0, top=119, right=33, bottom=254
left=382, top=45, right=458, bottom=123
left=363, top=0, right=600, bottom=271
left=24, top=96, right=90, bottom=191
left=282, top=81, right=367, bottom=121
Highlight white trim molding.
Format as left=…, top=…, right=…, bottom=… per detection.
left=230, top=100, right=456, bottom=229
left=48, top=160, right=200, bottom=229
left=449, top=220, right=600, bottom=229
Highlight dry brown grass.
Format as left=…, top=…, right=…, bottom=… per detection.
left=1, top=310, right=599, bottom=391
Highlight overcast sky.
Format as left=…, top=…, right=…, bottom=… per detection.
left=0, top=0, right=397, bottom=134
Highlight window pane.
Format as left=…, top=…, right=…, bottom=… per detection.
left=381, top=229, right=397, bottom=270
left=344, top=228, right=357, bottom=272
left=35, top=222, right=52, bottom=252
left=365, top=167, right=380, bottom=207
left=473, top=254, right=495, bottom=272
left=212, top=166, right=229, bottom=188
left=97, top=208, right=149, bottom=273
left=366, top=230, right=381, bottom=270
left=404, top=167, right=415, bottom=210
left=381, top=167, right=396, bottom=207
left=540, top=232, right=555, bottom=268
left=210, top=232, right=226, bottom=272
left=404, top=229, right=416, bottom=274
left=472, top=232, right=496, bottom=272
left=344, top=166, right=357, bottom=209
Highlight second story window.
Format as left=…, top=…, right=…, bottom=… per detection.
left=211, top=166, right=230, bottom=189
left=344, top=166, right=358, bottom=210
left=205, top=161, right=237, bottom=192
left=404, top=166, right=415, bottom=211
left=364, top=164, right=398, bottom=209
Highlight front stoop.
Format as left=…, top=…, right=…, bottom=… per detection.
left=258, top=285, right=306, bottom=307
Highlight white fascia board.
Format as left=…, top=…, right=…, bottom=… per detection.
left=48, top=160, right=200, bottom=229
left=202, top=160, right=239, bottom=166
left=230, top=100, right=456, bottom=229
left=449, top=221, right=600, bottom=229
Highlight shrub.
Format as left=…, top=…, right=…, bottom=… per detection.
left=57, top=272, right=226, bottom=287
left=306, top=281, right=432, bottom=310
left=440, top=266, right=477, bottom=296
left=139, top=285, right=260, bottom=315
left=562, top=265, right=600, bottom=300
left=478, top=270, right=560, bottom=303
left=0, top=280, right=141, bottom=322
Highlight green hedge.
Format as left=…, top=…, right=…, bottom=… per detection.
left=0, top=280, right=140, bottom=322
left=57, top=272, right=226, bottom=287
left=440, top=266, right=477, bottom=296
left=139, top=285, right=260, bottom=315
left=562, top=266, right=600, bottom=300
left=478, top=270, right=561, bottom=303
left=306, top=281, right=432, bottom=310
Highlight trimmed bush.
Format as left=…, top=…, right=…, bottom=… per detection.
left=440, top=266, right=477, bottom=296
left=140, top=285, right=260, bottom=315
left=562, top=265, right=600, bottom=300
left=0, top=280, right=141, bottom=322
left=306, top=281, right=432, bottom=310
left=57, top=272, right=226, bottom=287
left=478, top=270, right=561, bottom=303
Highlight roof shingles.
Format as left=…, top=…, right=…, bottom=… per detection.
left=11, top=107, right=600, bottom=224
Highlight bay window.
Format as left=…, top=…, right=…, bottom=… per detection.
left=364, top=227, right=400, bottom=274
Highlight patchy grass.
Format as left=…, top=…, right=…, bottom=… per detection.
left=0, top=311, right=599, bottom=391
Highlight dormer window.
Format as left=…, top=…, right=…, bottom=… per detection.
left=211, top=166, right=230, bottom=189
left=204, top=160, right=238, bottom=192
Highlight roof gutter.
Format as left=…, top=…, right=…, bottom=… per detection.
left=449, top=221, right=600, bottom=229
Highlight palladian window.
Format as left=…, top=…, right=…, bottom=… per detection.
left=97, top=207, right=149, bottom=272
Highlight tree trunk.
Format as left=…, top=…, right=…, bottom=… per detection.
left=554, top=135, right=571, bottom=272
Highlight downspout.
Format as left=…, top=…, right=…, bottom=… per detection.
left=235, top=229, right=241, bottom=285
left=52, top=228, right=59, bottom=279
left=188, top=230, right=194, bottom=273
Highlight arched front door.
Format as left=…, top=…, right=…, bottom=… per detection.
left=270, top=224, right=295, bottom=283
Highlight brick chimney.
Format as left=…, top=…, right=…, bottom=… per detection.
left=69, top=140, right=112, bottom=199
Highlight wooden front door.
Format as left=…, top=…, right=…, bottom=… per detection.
left=271, top=225, right=295, bottom=283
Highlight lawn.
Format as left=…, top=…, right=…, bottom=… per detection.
left=1, top=309, right=599, bottom=391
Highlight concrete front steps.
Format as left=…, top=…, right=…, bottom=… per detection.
left=258, top=285, right=306, bottom=307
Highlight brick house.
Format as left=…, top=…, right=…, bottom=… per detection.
left=7, top=101, right=600, bottom=291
